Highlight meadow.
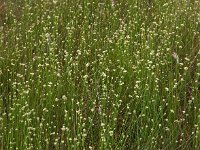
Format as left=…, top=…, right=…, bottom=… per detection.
left=0, top=0, right=200, bottom=149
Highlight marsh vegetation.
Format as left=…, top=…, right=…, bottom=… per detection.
left=0, top=0, right=200, bottom=149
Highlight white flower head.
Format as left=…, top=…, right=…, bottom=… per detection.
left=172, top=52, right=179, bottom=63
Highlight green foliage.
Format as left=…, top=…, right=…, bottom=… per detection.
left=0, top=0, right=200, bottom=149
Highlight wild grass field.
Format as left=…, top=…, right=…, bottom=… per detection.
left=0, top=0, right=200, bottom=149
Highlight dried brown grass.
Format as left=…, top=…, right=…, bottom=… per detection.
left=0, top=2, right=6, bottom=25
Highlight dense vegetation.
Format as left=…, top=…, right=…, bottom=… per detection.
left=0, top=0, right=200, bottom=149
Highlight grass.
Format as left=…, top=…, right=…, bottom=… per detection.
left=0, top=0, right=200, bottom=149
